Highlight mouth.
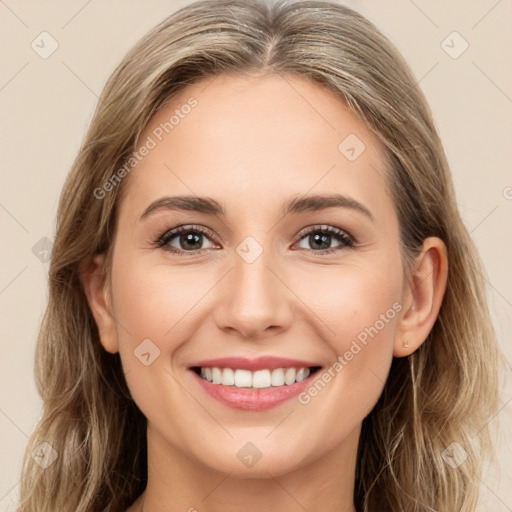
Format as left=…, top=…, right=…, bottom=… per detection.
left=190, top=365, right=322, bottom=388
left=187, top=359, right=323, bottom=411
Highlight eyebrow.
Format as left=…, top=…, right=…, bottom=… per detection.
left=140, top=193, right=374, bottom=223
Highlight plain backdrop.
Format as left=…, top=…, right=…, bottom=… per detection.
left=1, top=1, right=511, bottom=510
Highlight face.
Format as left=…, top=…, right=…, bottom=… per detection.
left=97, top=72, right=410, bottom=477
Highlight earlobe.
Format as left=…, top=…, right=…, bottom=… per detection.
left=79, top=254, right=119, bottom=354
left=394, top=237, right=448, bottom=357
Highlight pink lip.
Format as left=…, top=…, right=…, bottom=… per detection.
left=189, top=368, right=320, bottom=411
left=189, top=356, right=319, bottom=371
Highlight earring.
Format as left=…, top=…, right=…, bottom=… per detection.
left=403, top=339, right=410, bottom=348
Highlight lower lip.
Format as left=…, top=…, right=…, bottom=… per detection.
left=189, top=369, right=320, bottom=411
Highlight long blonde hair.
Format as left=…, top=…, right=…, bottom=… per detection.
left=17, top=1, right=503, bottom=510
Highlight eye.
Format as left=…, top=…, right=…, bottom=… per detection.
left=155, top=224, right=356, bottom=256
left=294, top=225, right=355, bottom=254
left=157, top=225, right=218, bottom=254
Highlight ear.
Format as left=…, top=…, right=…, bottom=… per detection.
left=79, top=254, right=119, bottom=354
left=394, top=236, right=448, bottom=357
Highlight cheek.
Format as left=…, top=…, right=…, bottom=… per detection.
left=291, top=260, right=403, bottom=407
left=109, top=257, right=204, bottom=419
left=293, top=266, right=402, bottom=427
left=107, top=256, right=184, bottom=372
left=112, top=254, right=209, bottom=339
left=296, top=261, right=401, bottom=343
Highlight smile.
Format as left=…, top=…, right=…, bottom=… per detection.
left=188, top=356, right=323, bottom=410
left=193, top=366, right=321, bottom=388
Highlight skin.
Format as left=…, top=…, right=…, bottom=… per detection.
left=81, top=72, right=448, bottom=512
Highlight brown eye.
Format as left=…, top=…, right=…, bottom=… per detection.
left=295, top=225, right=354, bottom=254
left=158, top=226, right=217, bottom=254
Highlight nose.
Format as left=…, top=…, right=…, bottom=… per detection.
left=212, top=247, right=294, bottom=340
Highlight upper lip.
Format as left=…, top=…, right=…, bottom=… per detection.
left=189, top=356, right=321, bottom=371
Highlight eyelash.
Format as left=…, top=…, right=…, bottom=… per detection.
left=155, top=224, right=356, bottom=256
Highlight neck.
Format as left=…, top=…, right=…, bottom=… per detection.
left=139, top=424, right=360, bottom=512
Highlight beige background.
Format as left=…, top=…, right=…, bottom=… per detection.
left=1, top=0, right=511, bottom=510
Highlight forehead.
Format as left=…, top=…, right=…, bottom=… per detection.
left=120, top=72, right=394, bottom=225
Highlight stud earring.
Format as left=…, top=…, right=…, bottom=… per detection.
left=403, top=339, right=410, bottom=348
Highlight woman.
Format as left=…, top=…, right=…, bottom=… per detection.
left=17, top=0, right=504, bottom=511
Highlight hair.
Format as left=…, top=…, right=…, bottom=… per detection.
left=17, top=0, right=504, bottom=511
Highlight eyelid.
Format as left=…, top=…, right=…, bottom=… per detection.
left=294, top=224, right=356, bottom=243
left=156, top=223, right=356, bottom=255
left=292, top=224, right=356, bottom=255
left=157, top=224, right=219, bottom=247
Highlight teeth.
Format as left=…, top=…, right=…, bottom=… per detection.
left=284, top=368, right=296, bottom=385
left=252, top=369, right=271, bottom=388
left=234, top=369, right=252, bottom=388
left=222, top=368, right=235, bottom=386
left=271, top=368, right=285, bottom=386
left=296, top=367, right=308, bottom=382
left=212, top=367, right=222, bottom=384
left=199, top=367, right=311, bottom=388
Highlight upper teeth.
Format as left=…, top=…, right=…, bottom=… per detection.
left=200, top=367, right=311, bottom=388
